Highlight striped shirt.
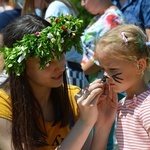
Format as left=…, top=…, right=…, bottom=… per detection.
left=116, top=90, right=150, bottom=150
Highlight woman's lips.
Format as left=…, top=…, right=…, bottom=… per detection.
left=52, top=74, right=63, bottom=80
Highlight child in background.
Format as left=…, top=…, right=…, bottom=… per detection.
left=95, top=24, right=150, bottom=149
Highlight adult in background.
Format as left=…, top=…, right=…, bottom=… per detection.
left=0, top=0, right=22, bottom=31
left=80, top=0, right=125, bottom=149
left=113, top=0, right=150, bottom=41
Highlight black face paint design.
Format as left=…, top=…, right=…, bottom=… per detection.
left=102, top=72, right=123, bottom=83
left=102, top=75, right=107, bottom=83
left=112, top=73, right=123, bottom=83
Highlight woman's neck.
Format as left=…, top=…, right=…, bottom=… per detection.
left=31, top=86, right=54, bottom=122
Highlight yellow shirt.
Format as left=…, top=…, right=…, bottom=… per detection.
left=0, top=85, right=80, bottom=150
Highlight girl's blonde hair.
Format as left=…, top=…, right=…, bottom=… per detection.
left=95, top=24, right=150, bottom=69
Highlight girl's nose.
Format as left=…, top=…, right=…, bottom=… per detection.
left=103, top=71, right=111, bottom=80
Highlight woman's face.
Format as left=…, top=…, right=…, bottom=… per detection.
left=81, top=0, right=104, bottom=15
left=26, top=54, right=66, bottom=89
left=96, top=51, right=140, bottom=93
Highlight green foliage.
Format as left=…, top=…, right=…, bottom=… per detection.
left=0, top=14, right=84, bottom=76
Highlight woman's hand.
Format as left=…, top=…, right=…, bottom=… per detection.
left=75, top=79, right=105, bottom=126
left=90, top=83, right=118, bottom=150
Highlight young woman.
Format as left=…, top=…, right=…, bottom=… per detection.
left=21, top=0, right=89, bottom=89
left=0, top=14, right=107, bottom=150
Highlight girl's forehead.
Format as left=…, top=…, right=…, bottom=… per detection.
left=101, top=59, right=118, bottom=67
left=98, top=55, right=122, bottom=67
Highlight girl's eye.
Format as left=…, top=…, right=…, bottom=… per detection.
left=109, top=68, right=117, bottom=71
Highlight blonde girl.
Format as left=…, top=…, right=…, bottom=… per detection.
left=95, top=24, right=150, bottom=149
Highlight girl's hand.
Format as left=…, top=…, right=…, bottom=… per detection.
left=75, top=79, right=105, bottom=126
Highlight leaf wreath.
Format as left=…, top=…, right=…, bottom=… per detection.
left=0, top=14, right=84, bottom=76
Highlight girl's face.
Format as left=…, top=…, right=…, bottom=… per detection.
left=97, top=51, right=139, bottom=93
left=81, top=0, right=103, bottom=15
left=26, top=54, right=66, bottom=90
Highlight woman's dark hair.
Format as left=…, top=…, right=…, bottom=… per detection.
left=2, top=14, right=74, bottom=150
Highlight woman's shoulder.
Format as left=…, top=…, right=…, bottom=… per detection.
left=67, top=85, right=80, bottom=118
left=0, top=89, right=12, bottom=121
left=0, top=89, right=9, bottom=100
left=68, top=84, right=81, bottom=95
left=104, top=5, right=125, bottom=20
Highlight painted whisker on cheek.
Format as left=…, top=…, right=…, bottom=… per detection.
left=112, top=72, right=123, bottom=83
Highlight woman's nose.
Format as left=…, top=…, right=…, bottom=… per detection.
left=54, top=54, right=66, bottom=72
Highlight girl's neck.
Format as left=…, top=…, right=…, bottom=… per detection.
left=126, top=80, right=149, bottom=99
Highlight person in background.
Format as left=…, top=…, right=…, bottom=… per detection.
left=0, top=0, right=14, bottom=13
left=94, top=24, right=150, bottom=150
left=0, top=0, right=22, bottom=30
left=80, top=0, right=125, bottom=149
left=0, top=13, right=113, bottom=150
left=113, top=0, right=150, bottom=41
left=21, top=0, right=48, bottom=17
left=80, top=0, right=125, bottom=83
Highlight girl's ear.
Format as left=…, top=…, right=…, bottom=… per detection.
left=136, top=58, right=146, bottom=74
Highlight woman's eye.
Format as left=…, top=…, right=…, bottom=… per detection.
left=45, top=61, right=51, bottom=67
